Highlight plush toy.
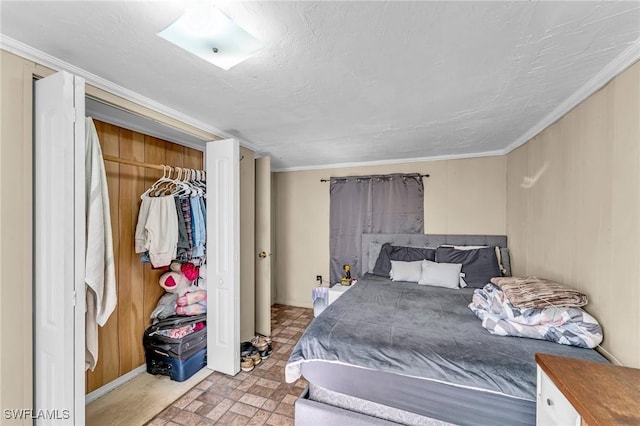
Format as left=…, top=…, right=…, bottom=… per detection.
left=150, top=261, right=207, bottom=320
left=180, top=263, right=208, bottom=314
left=176, top=291, right=206, bottom=315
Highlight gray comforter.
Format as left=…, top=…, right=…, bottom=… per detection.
left=286, top=274, right=607, bottom=401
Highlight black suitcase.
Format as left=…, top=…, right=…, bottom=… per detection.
left=146, top=347, right=207, bottom=382
left=143, top=314, right=207, bottom=361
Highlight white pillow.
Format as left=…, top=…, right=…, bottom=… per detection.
left=389, top=260, right=423, bottom=282
left=419, top=260, right=463, bottom=289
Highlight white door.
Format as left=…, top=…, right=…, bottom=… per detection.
left=206, top=138, right=240, bottom=375
left=34, top=71, right=85, bottom=424
left=255, top=156, right=272, bottom=336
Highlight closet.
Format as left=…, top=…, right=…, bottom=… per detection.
left=86, top=119, right=205, bottom=393
left=30, top=69, right=269, bottom=423
left=84, top=118, right=261, bottom=396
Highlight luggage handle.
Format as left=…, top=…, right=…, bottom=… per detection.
left=153, top=349, right=170, bottom=357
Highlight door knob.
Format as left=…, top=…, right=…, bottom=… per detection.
left=258, top=251, right=268, bottom=258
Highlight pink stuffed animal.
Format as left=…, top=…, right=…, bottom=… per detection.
left=156, top=261, right=207, bottom=317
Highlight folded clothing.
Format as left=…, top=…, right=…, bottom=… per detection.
left=155, top=321, right=205, bottom=339
left=490, top=276, right=587, bottom=309
left=469, top=284, right=602, bottom=348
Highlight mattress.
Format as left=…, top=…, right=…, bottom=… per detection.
left=303, top=362, right=534, bottom=426
left=307, top=382, right=453, bottom=426
left=287, top=274, right=608, bottom=425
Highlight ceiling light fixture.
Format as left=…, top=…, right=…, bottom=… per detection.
left=157, top=5, right=263, bottom=71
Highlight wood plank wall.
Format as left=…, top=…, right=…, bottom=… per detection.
left=86, top=119, right=204, bottom=393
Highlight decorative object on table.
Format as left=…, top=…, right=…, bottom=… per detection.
left=340, top=264, right=353, bottom=286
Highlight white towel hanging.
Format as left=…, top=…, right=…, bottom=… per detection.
left=84, top=117, right=117, bottom=371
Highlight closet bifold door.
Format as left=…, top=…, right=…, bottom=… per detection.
left=206, top=138, right=240, bottom=375
left=34, top=70, right=86, bottom=425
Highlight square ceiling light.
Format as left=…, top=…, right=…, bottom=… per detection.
left=158, top=6, right=263, bottom=70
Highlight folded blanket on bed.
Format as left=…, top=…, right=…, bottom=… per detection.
left=490, top=276, right=588, bottom=308
left=469, top=284, right=602, bottom=348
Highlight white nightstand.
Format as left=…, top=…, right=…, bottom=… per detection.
left=328, top=283, right=354, bottom=306
left=535, top=353, right=640, bottom=426
left=536, top=365, right=580, bottom=426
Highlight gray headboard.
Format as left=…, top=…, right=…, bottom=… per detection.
left=361, top=233, right=508, bottom=276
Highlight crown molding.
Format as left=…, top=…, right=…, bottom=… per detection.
left=503, top=38, right=640, bottom=154
left=273, top=150, right=505, bottom=172
left=0, top=34, right=260, bottom=152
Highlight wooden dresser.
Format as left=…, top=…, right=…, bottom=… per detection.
left=535, top=353, right=640, bottom=426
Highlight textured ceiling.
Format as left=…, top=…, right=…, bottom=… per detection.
left=1, top=1, right=639, bottom=170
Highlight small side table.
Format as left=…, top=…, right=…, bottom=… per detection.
left=328, top=283, right=354, bottom=306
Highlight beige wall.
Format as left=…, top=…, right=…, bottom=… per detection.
left=507, top=61, right=640, bottom=368
left=274, top=156, right=507, bottom=307
left=0, top=50, right=40, bottom=424
left=240, top=147, right=256, bottom=342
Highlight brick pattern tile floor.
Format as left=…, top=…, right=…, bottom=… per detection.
left=146, top=304, right=313, bottom=426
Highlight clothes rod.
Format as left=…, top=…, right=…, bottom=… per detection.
left=102, top=155, right=204, bottom=173
left=320, top=174, right=430, bottom=182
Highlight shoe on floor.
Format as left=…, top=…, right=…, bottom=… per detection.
left=250, top=351, right=262, bottom=365
left=259, top=344, right=273, bottom=360
left=240, top=356, right=255, bottom=372
left=251, top=335, right=272, bottom=351
left=241, top=341, right=258, bottom=357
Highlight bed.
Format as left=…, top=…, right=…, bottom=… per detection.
left=287, top=234, right=607, bottom=426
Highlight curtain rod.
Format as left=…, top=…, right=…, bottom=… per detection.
left=103, top=155, right=205, bottom=172
left=320, top=174, right=430, bottom=182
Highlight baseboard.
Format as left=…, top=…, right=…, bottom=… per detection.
left=596, top=345, right=624, bottom=366
left=274, top=298, right=313, bottom=309
left=85, top=364, right=147, bottom=404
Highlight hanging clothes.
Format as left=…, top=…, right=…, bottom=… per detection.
left=135, top=167, right=206, bottom=267
left=175, top=197, right=190, bottom=261
left=134, top=195, right=179, bottom=267
left=84, top=117, right=117, bottom=371
left=190, top=196, right=206, bottom=258
left=181, top=197, right=194, bottom=259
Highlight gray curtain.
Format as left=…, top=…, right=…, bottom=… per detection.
left=329, top=173, right=424, bottom=284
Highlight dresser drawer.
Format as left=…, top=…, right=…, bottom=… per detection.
left=537, top=366, right=581, bottom=426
